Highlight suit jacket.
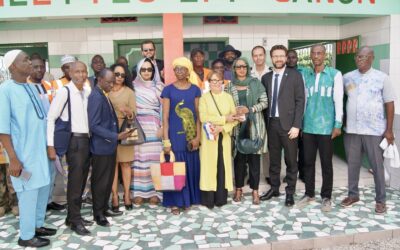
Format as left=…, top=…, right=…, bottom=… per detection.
left=261, top=67, right=305, bottom=131
left=88, top=86, right=119, bottom=155
left=88, top=75, right=97, bottom=90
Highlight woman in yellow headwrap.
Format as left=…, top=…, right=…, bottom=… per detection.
left=160, top=57, right=201, bottom=215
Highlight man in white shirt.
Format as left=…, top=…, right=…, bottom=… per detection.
left=47, top=61, right=93, bottom=236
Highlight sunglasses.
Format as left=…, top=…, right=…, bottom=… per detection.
left=234, top=65, right=247, bottom=69
left=140, top=67, right=153, bottom=73
left=143, top=49, right=154, bottom=52
left=114, top=72, right=126, bottom=78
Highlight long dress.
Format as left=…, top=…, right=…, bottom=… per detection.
left=198, top=91, right=237, bottom=208
left=160, top=84, right=201, bottom=208
left=131, top=77, right=164, bottom=200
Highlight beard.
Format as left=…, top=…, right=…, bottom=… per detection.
left=273, top=61, right=285, bottom=69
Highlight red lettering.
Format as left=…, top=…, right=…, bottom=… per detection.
left=139, top=0, right=154, bottom=2
left=33, top=0, right=51, bottom=5
left=93, top=0, right=98, bottom=3
left=0, top=0, right=3, bottom=6
left=276, top=0, right=289, bottom=2
left=359, top=0, right=375, bottom=3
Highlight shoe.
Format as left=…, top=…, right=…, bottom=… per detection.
left=321, top=198, right=332, bottom=212
left=70, top=224, right=90, bottom=236
left=340, top=196, right=360, bottom=207
left=112, top=205, right=120, bottom=213
left=65, top=218, right=94, bottom=227
left=375, top=202, right=387, bottom=214
left=285, top=194, right=295, bottom=207
left=95, top=215, right=110, bottom=227
left=35, top=227, right=57, bottom=237
left=18, top=236, right=50, bottom=248
left=265, top=177, right=271, bottom=185
left=133, top=197, right=144, bottom=206
left=252, top=190, right=260, bottom=205
left=11, top=206, right=19, bottom=216
left=149, top=196, right=160, bottom=206
left=233, top=188, right=243, bottom=202
left=104, top=209, right=123, bottom=217
left=260, top=189, right=280, bottom=201
left=125, top=204, right=133, bottom=210
left=47, top=202, right=66, bottom=211
left=171, top=207, right=180, bottom=215
left=296, top=195, right=315, bottom=209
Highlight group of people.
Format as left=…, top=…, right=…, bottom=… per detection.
left=0, top=39, right=394, bottom=248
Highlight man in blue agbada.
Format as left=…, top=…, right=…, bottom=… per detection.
left=0, top=50, right=57, bottom=248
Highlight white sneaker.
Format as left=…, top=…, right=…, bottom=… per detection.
left=296, top=195, right=315, bottom=209
left=321, top=198, right=332, bottom=212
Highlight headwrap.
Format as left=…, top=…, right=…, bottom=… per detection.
left=137, top=57, right=157, bottom=82
left=60, top=54, right=76, bottom=66
left=172, top=57, right=199, bottom=86
left=3, top=50, right=22, bottom=69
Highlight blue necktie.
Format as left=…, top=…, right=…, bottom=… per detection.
left=271, top=73, right=279, bottom=117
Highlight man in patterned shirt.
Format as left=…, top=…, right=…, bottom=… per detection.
left=340, top=46, right=395, bottom=214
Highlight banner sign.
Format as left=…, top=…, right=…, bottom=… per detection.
left=0, top=0, right=398, bottom=20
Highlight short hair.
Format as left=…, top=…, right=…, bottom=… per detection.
left=141, top=40, right=156, bottom=51
left=116, top=56, right=128, bottom=65
left=311, top=44, right=326, bottom=53
left=98, top=68, right=113, bottom=79
left=91, top=54, right=105, bottom=64
left=190, top=48, right=205, bottom=59
left=287, top=49, right=298, bottom=55
left=252, top=46, right=266, bottom=56
left=269, top=45, right=288, bottom=57
left=207, top=70, right=223, bottom=82
left=211, top=58, right=225, bottom=68
left=357, top=46, right=374, bottom=56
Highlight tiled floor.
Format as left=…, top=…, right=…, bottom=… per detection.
left=1, top=156, right=398, bottom=250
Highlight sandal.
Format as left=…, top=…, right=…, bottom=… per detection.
left=149, top=196, right=160, bottom=206
left=171, top=206, right=180, bottom=215
left=252, top=190, right=260, bottom=205
left=233, top=188, right=243, bottom=202
left=133, top=197, right=144, bottom=206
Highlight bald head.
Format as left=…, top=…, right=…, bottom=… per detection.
left=70, top=61, right=88, bottom=86
left=355, top=46, right=375, bottom=73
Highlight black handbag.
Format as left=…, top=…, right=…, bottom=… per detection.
left=119, top=117, right=146, bottom=145
left=236, top=112, right=263, bottom=154
left=54, top=87, right=71, bottom=156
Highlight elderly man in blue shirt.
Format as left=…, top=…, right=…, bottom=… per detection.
left=0, top=50, right=57, bottom=248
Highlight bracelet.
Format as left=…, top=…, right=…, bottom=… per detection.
left=162, top=139, right=171, bottom=148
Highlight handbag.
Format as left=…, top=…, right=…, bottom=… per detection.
left=119, top=117, right=146, bottom=145
left=150, top=151, right=186, bottom=191
left=54, top=87, right=71, bottom=157
left=236, top=112, right=263, bottom=154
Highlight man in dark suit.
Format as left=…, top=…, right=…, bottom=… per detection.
left=260, top=45, right=305, bottom=207
left=88, top=68, right=131, bottom=227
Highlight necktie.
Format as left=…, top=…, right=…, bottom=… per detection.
left=271, top=74, right=279, bottom=117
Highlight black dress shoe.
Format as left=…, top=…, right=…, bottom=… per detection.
left=260, top=189, right=280, bottom=201
left=35, top=227, right=57, bottom=237
left=66, top=218, right=94, bottom=227
left=70, top=224, right=90, bottom=235
left=125, top=204, right=133, bottom=211
left=285, top=194, right=295, bottom=207
left=47, top=202, right=66, bottom=211
left=104, top=209, right=123, bottom=217
left=112, top=205, right=120, bottom=213
left=18, top=236, right=50, bottom=248
left=95, top=215, right=110, bottom=227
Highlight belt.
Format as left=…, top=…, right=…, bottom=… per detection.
left=72, top=133, right=89, bottom=138
left=270, top=117, right=280, bottom=120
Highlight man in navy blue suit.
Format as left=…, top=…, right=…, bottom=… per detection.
left=87, top=68, right=131, bottom=227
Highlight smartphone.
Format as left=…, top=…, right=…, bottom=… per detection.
left=20, top=169, right=32, bottom=183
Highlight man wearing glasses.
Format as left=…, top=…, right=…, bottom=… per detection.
left=132, top=40, right=164, bottom=82
left=341, top=46, right=395, bottom=214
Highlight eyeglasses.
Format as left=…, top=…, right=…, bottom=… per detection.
left=143, top=49, right=155, bottom=52
left=140, top=67, right=153, bottom=73
left=355, top=55, right=370, bottom=60
left=209, top=79, right=222, bottom=84
left=234, top=65, right=247, bottom=70
left=174, top=67, right=188, bottom=73
left=114, top=72, right=126, bottom=78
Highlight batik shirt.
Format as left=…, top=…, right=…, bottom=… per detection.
left=343, top=68, right=395, bottom=136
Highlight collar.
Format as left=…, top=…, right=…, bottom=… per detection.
left=251, top=64, right=269, bottom=74
left=68, top=81, right=86, bottom=94
left=272, top=66, right=286, bottom=76
left=97, top=85, right=108, bottom=97
left=358, top=67, right=373, bottom=75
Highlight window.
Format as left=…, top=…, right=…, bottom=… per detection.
left=203, top=16, right=238, bottom=24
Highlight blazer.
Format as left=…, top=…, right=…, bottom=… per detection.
left=88, top=75, right=97, bottom=90
left=88, top=86, right=119, bottom=155
left=261, top=67, right=305, bottom=131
